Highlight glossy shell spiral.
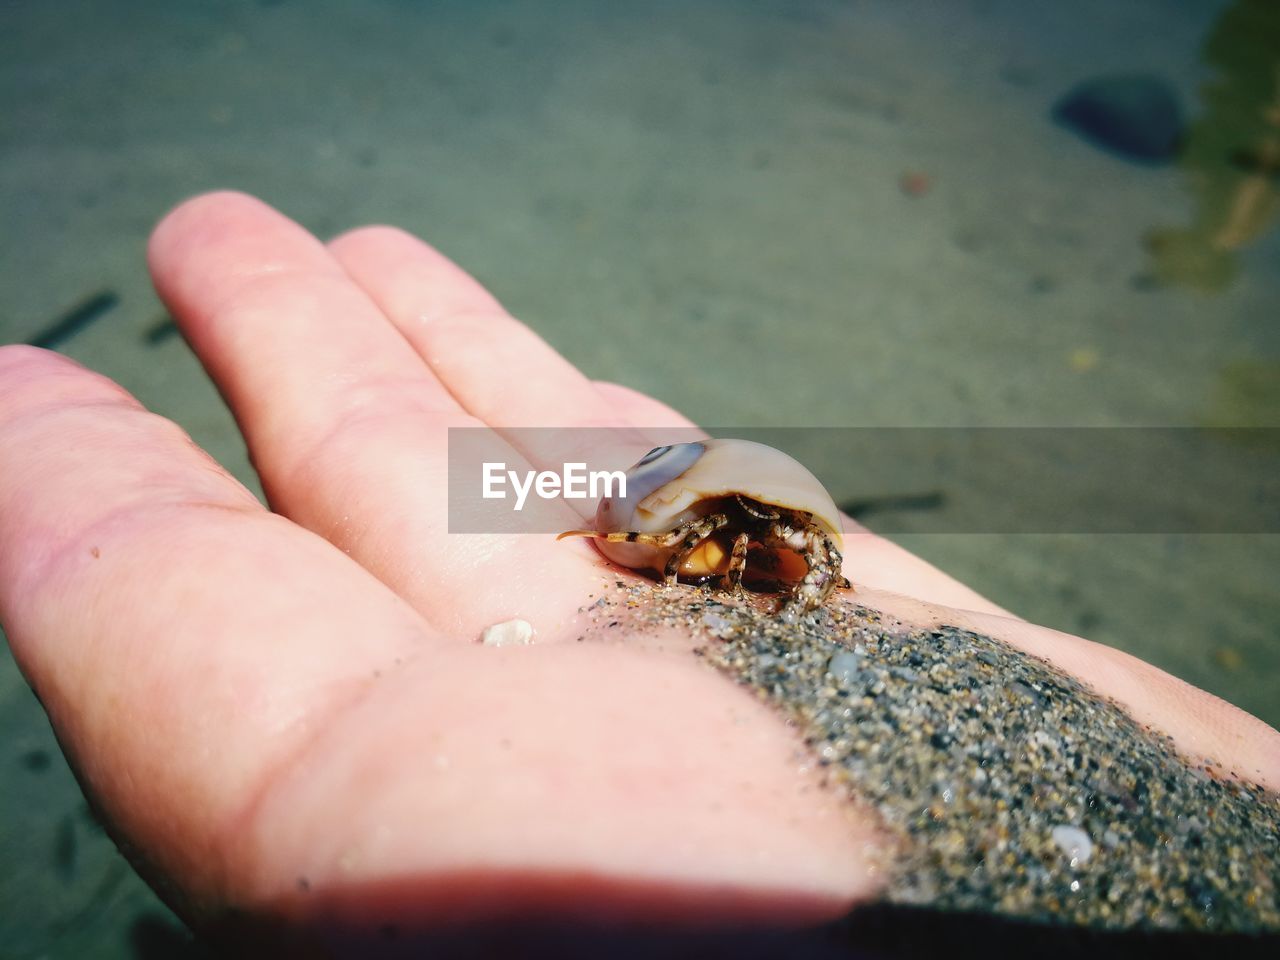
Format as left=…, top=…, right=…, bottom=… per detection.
left=590, top=439, right=843, bottom=575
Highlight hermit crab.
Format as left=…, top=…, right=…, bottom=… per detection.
left=558, top=439, right=851, bottom=615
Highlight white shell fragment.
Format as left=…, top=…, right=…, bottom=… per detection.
left=1050, top=824, right=1094, bottom=866
left=479, top=618, right=535, bottom=647
left=827, top=650, right=865, bottom=683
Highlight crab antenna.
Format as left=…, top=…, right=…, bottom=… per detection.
left=556, top=529, right=599, bottom=541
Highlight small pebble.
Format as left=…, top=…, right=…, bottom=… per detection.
left=1051, top=824, right=1095, bottom=865
left=1008, top=680, right=1046, bottom=706
left=1213, top=647, right=1244, bottom=671
left=827, top=651, right=864, bottom=683
left=899, top=171, right=932, bottom=196
left=1068, top=347, right=1100, bottom=373
left=701, top=610, right=735, bottom=637
left=479, top=618, right=534, bottom=647
left=1051, top=73, right=1183, bottom=164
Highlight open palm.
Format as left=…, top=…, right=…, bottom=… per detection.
left=0, top=193, right=1274, bottom=951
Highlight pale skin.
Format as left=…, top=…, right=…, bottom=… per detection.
left=0, top=192, right=1276, bottom=948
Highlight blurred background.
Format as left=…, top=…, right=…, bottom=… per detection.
left=1, top=0, right=1277, bottom=955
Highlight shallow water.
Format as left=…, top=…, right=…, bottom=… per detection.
left=1, top=0, right=1277, bottom=954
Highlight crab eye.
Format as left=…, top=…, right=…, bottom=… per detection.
left=635, top=445, right=673, bottom=466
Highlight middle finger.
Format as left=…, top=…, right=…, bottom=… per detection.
left=327, top=224, right=662, bottom=488
left=148, top=192, right=594, bottom=639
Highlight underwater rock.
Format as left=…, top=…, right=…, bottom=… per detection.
left=1052, top=74, right=1184, bottom=164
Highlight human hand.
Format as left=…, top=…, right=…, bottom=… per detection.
left=1, top=192, right=1275, bottom=952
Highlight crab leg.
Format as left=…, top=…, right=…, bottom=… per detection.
left=768, top=519, right=850, bottom=614
left=723, top=531, right=752, bottom=594
left=659, top=514, right=731, bottom=584
left=559, top=514, right=732, bottom=584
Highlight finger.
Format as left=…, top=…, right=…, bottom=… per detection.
left=148, top=192, right=593, bottom=640
left=328, top=226, right=656, bottom=471
left=327, top=226, right=621, bottom=429
left=842, top=532, right=1015, bottom=618
left=592, top=380, right=706, bottom=435
left=149, top=194, right=462, bottom=439
left=0, top=345, right=435, bottom=906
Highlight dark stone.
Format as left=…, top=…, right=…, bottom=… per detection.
left=19, top=748, right=51, bottom=772
left=1052, top=74, right=1184, bottom=164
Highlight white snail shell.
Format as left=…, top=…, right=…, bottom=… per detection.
left=589, top=439, right=844, bottom=579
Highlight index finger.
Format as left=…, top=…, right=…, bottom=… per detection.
left=148, top=192, right=595, bottom=639
left=0, top=345, right=436, bottom=906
